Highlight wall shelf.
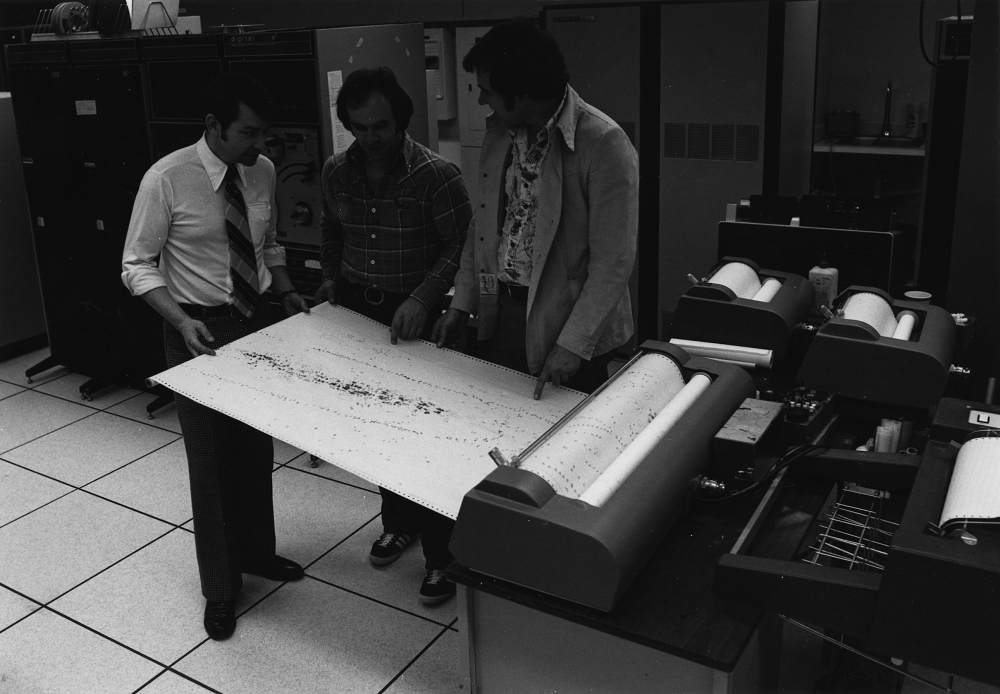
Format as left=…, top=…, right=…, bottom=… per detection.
left=814, top=137, right=925, bottom=157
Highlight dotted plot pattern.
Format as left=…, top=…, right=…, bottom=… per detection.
left=149, top=303, right=585, bottom=519
left=519, top=354, right=686, bottom=498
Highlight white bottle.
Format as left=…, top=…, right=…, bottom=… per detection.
left=809, top=260, right=839, bottom=311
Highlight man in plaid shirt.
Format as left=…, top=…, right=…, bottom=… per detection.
left=316, top=67, right=471, bottom=604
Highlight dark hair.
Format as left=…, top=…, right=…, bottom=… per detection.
left=203, top=71, right=275, bottom=131
left=461, top=19, right=569, bottom=110
left=336, top=67, right=414, bottom=132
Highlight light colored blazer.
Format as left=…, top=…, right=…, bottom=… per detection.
left=451, top=86, right=639, bottom=375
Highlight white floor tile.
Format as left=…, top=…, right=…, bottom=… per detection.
left=174, top=577, right=444, bottom=694
left=384, top=627, right=462, bottom=693
left=107, top=391, right=182, bottom=434
left=51, top=529, right=273, bottom=665
left=84, top=439, right=192, bottom=525
left=310, top=524, right=458, bottom=625
left=0, top=347, right=68, bottom=387
left=0, top=489, right=171, bottom=603
left=0, top=459, right=73, bottom=526
left=0, top=390, right=95, bottom=455
left=4, top=411, right=179, bottom=488
left=270, top=466, right=381, bottom=569
left=0, top=380, right=25, bottom=401
left=0, top=608, right=162, bottom=693
left=285, top=453, right=379, bottom=492
left=273, top=437, right=304, bottom=465
left=0, top=584, right=39, bottom=631
left=35, top=372, right=142, bottom=410
left=138, top=670, right=216, bottom=693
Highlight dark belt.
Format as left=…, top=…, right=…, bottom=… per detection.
left=498, top=280, right=529, bottom=303
left=340, top=282, right=408, bottom=307
left=178, top=292, right=272, bottom=319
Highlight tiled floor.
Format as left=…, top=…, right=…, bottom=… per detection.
left=0, top=348, right=459, bottom=694
left=2, top=346, right=999, bottom=694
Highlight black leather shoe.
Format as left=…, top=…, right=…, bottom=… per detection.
left=204, top=600, right=236, bottom=640
left=243, top=555, right=304, bottom=582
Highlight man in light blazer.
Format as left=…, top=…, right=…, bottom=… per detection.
left=433, top=19, right=638, bottom=399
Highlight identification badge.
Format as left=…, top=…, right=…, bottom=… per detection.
left=479, top=273, right=498, bottom=295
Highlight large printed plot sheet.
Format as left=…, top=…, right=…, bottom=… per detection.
left=150, top=304, right=584, bottom=519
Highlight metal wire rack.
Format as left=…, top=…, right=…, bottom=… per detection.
left=803, top=482, right=898, bottom=572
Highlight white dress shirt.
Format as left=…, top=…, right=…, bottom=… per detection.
left=121, top=135, right=286, bottom=306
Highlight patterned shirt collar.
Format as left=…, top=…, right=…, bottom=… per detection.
left=506, top=86, right=573, bottom=152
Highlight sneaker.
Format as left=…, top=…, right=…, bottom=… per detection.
left=419, top=568, right=456, bottom=605
left=369, top=532, right=418, bottom=566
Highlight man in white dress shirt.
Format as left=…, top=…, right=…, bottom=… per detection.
left=122, top=72, right=309, bottom=641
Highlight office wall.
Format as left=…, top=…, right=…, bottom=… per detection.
left=816, top=0, right=970, bottom=138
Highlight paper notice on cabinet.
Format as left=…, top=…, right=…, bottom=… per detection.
left=327, top=70, right=356, bottom=156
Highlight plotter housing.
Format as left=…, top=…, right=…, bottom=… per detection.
left=668, top=256, right=814, bottom=360
left=797, top=286, right=956, bottom=411
left=449, top=342, right=754, bottom=611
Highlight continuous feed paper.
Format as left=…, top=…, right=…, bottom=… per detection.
left=520, top=353, right=685, bottom=498
left=149, top=304, right=584, bottom=519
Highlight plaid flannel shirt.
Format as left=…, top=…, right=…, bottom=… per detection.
left=319, top=135, right=471, bottom=309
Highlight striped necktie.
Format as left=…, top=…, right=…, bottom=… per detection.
left=224, top=165, right=260, bottom=318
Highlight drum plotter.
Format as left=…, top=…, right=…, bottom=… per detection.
left=449, top=341, right=754, bottom=611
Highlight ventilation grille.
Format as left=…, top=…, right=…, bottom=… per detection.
left=736, top=125, right=760, bottom=162
left=688, top=124, right=710, bottom=159
left=663, top=123, right=685, bottom=158
left=664, top=122, right=760, bottom=162
left=711, top=125, right=734, bottom=160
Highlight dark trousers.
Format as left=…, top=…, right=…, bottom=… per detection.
left=164, top=303, right=279, bottom=602
left=337, top=280, right=455, bottom=569
left=480, top=291, right=615, bottom=395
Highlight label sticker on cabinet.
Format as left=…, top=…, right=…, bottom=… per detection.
left=75, top=100, right=97, bottom=116
left=968, top=410, right=1000, bottom=429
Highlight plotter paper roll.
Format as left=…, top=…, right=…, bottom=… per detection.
left=892, top=311, right=917, bottom=341
left=668, top=338, right=774, bottom=369
left=752, top=277, right=782, bottom=303
left=579, top=373, right=713, bottom=507
left=842, top=292, right=898, bottom=337
left=519, top=353, right=686, bottom=498
left=940, top=436, right=1000, bottom=531
left=709, top=262, right=761, bottom=299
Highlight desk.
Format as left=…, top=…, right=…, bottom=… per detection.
left=449, top=473, right=832, bottom=694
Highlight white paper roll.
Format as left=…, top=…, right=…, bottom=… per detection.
left=842, top=292, right=898, bottom=337
left=709, top=262, right=761, bottom=299
left=751, top=277, right=782, bottom=303
left=940, top=437, right=1000, bottom=529
left=892, top=311, right=917, bottom=341
left=579, top=373, right=713, bottom=507
left=519, top=354, right=686, bottom=498
left=669, top=338, right=773, bottom=369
